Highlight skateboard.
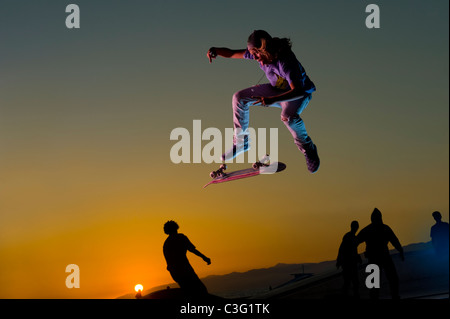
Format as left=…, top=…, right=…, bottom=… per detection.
left=203, top=155, right=286, bottom=188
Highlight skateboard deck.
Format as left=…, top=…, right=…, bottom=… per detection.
left=203, top=162, right=286, bottom=188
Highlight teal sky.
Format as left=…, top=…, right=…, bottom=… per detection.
left=0, top=1, right=448, bottom=298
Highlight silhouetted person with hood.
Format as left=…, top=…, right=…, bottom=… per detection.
left=163, top=220, right=211, bottom=298
left=336, top=221, right=362, bottom=298
left=430, top=211, right=449, bottom=260
left=356, top=208, right=404, bottom=299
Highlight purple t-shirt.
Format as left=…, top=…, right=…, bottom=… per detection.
left=244, top=49, right=316, bottom=94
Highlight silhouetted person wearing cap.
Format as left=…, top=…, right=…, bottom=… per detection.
left=163, top=221, right=211, bottom=298
left=356, top=208, right=404, bottom=299
left=430, top=211, right=449, bottom=260
left=336, top=221, right=362, bottom=298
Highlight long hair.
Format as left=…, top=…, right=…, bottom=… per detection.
left=247, top=30, right=292, bottom=62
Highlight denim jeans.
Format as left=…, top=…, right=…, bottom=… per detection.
left=232, top=83, right=314, bottom=152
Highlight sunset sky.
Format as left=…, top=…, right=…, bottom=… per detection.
left=0, top=1, right=448, bottom=298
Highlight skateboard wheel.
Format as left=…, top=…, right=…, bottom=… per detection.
left=252, top=162, right=259, bottom=169
left=210, top=171, right=217, bottom=178
left=220, top=164, right=227, bottom=171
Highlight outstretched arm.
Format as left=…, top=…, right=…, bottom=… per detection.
left=207, top=47, right=246, bottom=63
left=388, top=228, right=404, bottom=261
left=190, top=248, right=211, bottom=265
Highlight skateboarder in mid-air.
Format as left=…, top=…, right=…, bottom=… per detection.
left=207, top=30, right=320, bottom=173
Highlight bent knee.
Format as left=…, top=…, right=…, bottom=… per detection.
left=232, top=91, right=241, bottom=103
left=233, top=88, right=255, bottom=107
left=232, top=90, right=247, bottom=105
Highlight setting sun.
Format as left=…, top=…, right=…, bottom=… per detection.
left=134, top=284, right=143, bottom=292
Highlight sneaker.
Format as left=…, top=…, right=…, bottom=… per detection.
left=304, top=144, right=320, bottom=173
left=221, top=136, right=250, bottom=161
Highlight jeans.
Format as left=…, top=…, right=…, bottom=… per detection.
left=232, top=83, right=314, bottom=152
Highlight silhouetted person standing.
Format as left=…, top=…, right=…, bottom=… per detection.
left=163, top=220, right=211, bottom=298
left=430, top=211, right=449, bottom=260
left=336, top=221, right=362, bottom=298
left=356, top=208, right=404, bottom=299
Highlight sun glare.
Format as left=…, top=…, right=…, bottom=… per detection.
left=134, top=284, right=143, bottom=292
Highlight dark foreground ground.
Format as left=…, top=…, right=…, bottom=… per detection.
left=139, top=244, right=448, bottom=300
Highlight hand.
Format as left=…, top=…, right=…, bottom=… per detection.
left=251, top=96, right=275, bottom=106
left=207, top=47, right=217, bottom=63
left=204, top=257, right=211, bottom=265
